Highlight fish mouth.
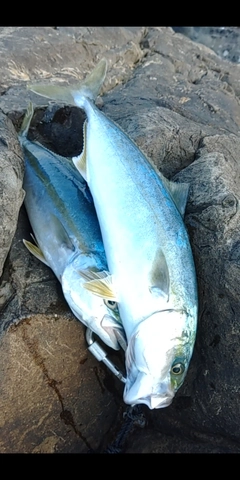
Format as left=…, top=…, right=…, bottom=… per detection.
left=124, top=387, right=174, bottom=410
left=143, top=395, right=173, bottom=409
left=123, top=371, right=175, bottom=410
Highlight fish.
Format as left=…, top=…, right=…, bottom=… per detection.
left=28, top=60, right=198, bottom=409
left=18, top=102, right=127, bottom=351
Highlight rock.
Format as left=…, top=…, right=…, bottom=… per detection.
left=0, top=312, right=123, bottom=453
left=125, top=428, right=240, bottom=453
left=134, top=145, right=240, bottom=451
left=172, top=27, right=240, bottom=64
left=168, top=147, right=240, bottom=440
left=0, top=112, right=25, bottom=278
left=0, top=26, right=146, bottom=116
left=1, top=26, right=240, bottom=453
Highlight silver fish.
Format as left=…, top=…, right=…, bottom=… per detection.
left=28, top=60, right=198, bottom=409
left=19, top=102, right=127, bottom=351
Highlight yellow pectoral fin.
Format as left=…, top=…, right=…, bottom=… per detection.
left=23, top=239, right=50, bottom=267
left=79, top=269, right=118, bottom=301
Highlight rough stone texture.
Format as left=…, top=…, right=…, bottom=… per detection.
left=0, top=26, right=146, bottom=115
left=172, top=27, right=240, bottom=64
left=0, top=112, right=25, bottom=277
left=2, top=26, right=240, bottom=453
left=0, top=313, right=123, bottom=453
left=125, top=428, right=240, bottom=453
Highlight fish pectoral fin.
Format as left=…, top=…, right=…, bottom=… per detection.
left=72, top=120, right=87, bottom=180
left=149, top=248, right=170, bottom=300
left=23, top=239, right=50, bottom=267
left=78, top=269, right=110, bottom=282
left=83, top=276, right=117, bottom=300
left=161, top=176, right=189, bottom=217
left=149, top=286, right=169, bottom=301
left=79, top=269, right=118, bottom=301
left=50, top=214, right=75, bottom=252
left=101, top=315, right=127, bottom=352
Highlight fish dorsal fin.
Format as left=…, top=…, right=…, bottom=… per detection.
left=28, top=59, right=107, bottom=106
left=23, top=239, right=50, bottom=267
left=72, top=120, right=87, bottom=180
left=79, top=269, right=118, bottom=301
left=161, top=175, right=189, bottom=217
left=50, top=214, right=75, bottom=252
left=149, top=248, right=170, bottom=301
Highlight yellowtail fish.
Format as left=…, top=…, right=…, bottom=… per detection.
left=28, top=61, right=198, bottom=409
left=19, top=102, right=127, bottom=351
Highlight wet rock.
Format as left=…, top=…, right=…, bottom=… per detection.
left=1, top=26, right=240, bottom=453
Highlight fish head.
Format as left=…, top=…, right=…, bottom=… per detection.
left=61, top=265, right=127, bottom=351
left=123, top=308, right=197, bottom=409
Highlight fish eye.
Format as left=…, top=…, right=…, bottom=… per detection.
left=104, top=299, right=118, bottom=311
left=171, top=362, right=185, bottom=375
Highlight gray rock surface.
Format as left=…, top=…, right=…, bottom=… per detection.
left=0, top=112, right=25, bottom=278
left=1, top=26, right=240, bottom=453
left=172, top=27, right=240, bottom=63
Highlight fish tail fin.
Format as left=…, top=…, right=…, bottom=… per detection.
left=27, top=59, right=108, bottom=108
left=19, top=102, right=34, bottom=139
